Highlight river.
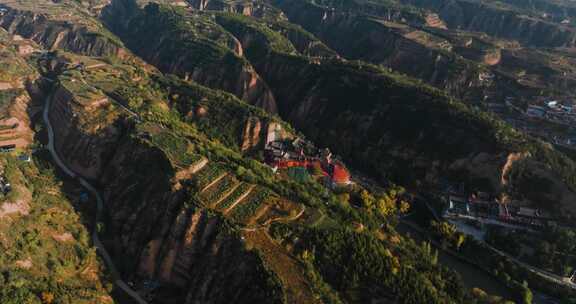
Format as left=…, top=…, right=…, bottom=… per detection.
left=396, top=222, right=516, bottom=300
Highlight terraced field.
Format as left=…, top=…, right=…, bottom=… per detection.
left=192, top=163, right=227, bottom=190
left=183, top=160, right=305, bottom=228
left=197, top=173, right=240, bottom=207
left=216, top=182, right=254, bottom=212
left=228, top=188, right=271, bottom=225
left=252, top=198, right=305, bottom=227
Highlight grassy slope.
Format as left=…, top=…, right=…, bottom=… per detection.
left=0, top=154, right=113, bottom=304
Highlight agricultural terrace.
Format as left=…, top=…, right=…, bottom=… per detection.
left=187, top=160, right=303, bottom=228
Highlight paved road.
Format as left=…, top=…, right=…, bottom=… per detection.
left=447, top=213, right=537, bottom=233
left=43, top=93, right=148, bottom=304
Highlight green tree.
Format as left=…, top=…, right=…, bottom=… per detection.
left=312, top=163, right=325, bottom=176
left=521, top=286, right=533, bottom=304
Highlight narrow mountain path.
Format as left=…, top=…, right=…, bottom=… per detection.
left=43, top=93, right=148, bottom=304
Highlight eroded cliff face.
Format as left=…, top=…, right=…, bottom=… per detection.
left=187, top=0, right=286, bottom=20
left=497, top=0, right=576, bottom=22
left=206, top=20, right=566, bottom=197
left=98, top=136, right=283, bottom=304
left=0, top=90, right=36, bottom=149
left=241, top=116, right=263, bottom=152
left=269, top=0, right=490, bottom=102
left=0, top=7, right=124, bottom=57
left=271, top=0, right=576, bottom=103
left=102, top=1, right=278, bottom=113
left=48, top=84, right=124, bottom=179
left=403, top=0, right=576, bottom=47
left=44, top=82, right=284, bottom=303
left=275, top=0, right=428, bottom=26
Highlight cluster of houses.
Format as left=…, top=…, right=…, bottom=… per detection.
left=516, top=99, right=576, bottom=149
left=525, top=99, right=576, bottom=125
left=444, top=188, right=552, bottom=229
left=264, top=138, right=352, bottom=188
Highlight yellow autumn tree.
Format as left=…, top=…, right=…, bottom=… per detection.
left=41, top=292, right=55, bottom=304
left=360, top=190, right=376, bottom=209
left=399, top=200, right=410, bottom=213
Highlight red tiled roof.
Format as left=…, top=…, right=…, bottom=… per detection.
left=332, top=164, right=350, bottom=184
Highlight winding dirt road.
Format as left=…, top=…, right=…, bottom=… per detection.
left=43, top=93, right=148, bottom=304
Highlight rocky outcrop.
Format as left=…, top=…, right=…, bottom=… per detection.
left=48, top=84, right=124, bottom=179
left=241, top=117, right=263, bottom=152
left=0, top=91, right=35, bottom=149
left=179, top=61, right=277, bottom=113
left=425, top=13, right=447, bottom=29
left=102, top=1, right=278, bottom=113
left=501, top=152, right=530, bottom=186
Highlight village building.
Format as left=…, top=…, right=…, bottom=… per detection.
left=329, top=162, right=351, bottom=187
left=265, top=139, right=352, bottom=188
left=447, top=195, right=470, bottom=215
left=516, top=207, right=541, bottom=218
left=526, top=105, right=546, bottom=118
left=17, top=153, right=30, bottom=162
left=0, top=175, right=11, bottom=195
left=547, top=100, right=559, bottom=108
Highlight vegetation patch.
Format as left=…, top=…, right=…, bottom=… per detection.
left=198, top=173, right=239, bottom=206
left=216, top=182, right=253, bottom=211
left=192, top=164, right=227, bottom=191
left=0, top=155, right=112, bottom=304
left=228, top=188, right=271, bottom=224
